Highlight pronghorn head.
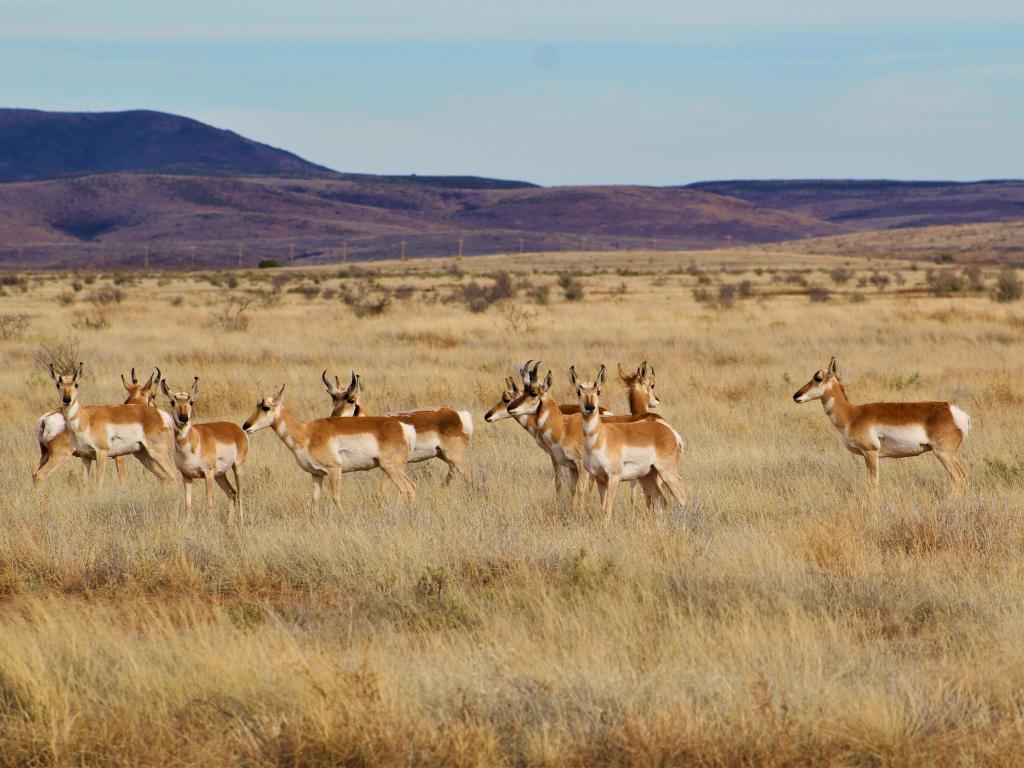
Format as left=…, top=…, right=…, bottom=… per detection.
left=50, top=362, right=83, bottom=407
left=484, top=377, right=521, bottom=422
left=242, top=384, right=286, bottom=433
left=161, top=376, right=200, bottom=428
left=570, top=364, right=606, bottom=416
left=121, top=367, right=159, bottom=406
left=323, top=370, right=361, bottom=417
left=618, top=361, right=659, bottom=409
left=793, top=357, right=839, bottom=404
left=507, top=361, right=552, bottom=417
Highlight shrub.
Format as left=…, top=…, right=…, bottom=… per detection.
left=925, top=269, right=965, bottom=296
left=56, top=291, right=76, bottom=307
left=34, top=338, right=83, bottom=374
left=868, top=272, right=891, bottom=290
left=527, top=284, right=550, bottom=305
left=963, top=266, right=985, bottom=293
left=717, top=284, right=736, bottom=309
left=211, top=295, right=254, bottom=332
left=258, top=259, right=281, bottom=269
left=692, top=287, right=712, bottom=304
left=807, top=285, right=832, bottom=303
left=993, top=269, right=1023, bottom=303
left=0, top=314, right=29, bottom=340
left=87, top=286, right=125, bottom=306
left=829, top=268, right=853, bottom=285
left=557, top=273, right=584, bottom=301
left=73, top=308, right=113, bottom=331
left=462, top=281, right=496, bottom=313
left=737, top=280, right=754, bottom=298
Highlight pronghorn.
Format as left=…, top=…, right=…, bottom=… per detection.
left=48, top=363, right=176, bottom=488
left=505, top=361, right=664, bottom=508
left=792, top=357, right=970, bottom=488
left=322, top=370, right=473, bottom=484
left=242, top=385, right=416, bottom=511
left=618, top=362, right=660, bottom=414
left=161, top=377, right=248, bottom=520
left=570, top=365, right=687, bottom=516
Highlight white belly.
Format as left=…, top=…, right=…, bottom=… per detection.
left=409, top=431, right=441, bottom=463
left=875, top=424, right=931, bottom=458
left=619, top=444, right=657, bottom=481
left=330, top=434, right=380, bottom=472
left=105, top=424, right=145, bottom=456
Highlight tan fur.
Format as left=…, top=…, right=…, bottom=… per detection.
left=163, top=378, right=249, bottom=522
left=34, top=367, right=162, bottom=487
left=572, top=365, right=686, bottom=517
left=793, top=357, right=969, bottom=488
left=47, top=363, right=176, bottom=489
left=323, top=370, right=471, bottom=484
left=244, top=385, right=415, bottom=513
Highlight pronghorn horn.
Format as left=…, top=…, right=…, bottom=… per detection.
left=143, top=369, right=155, bottom=389
left=569, top=365, right=577, bottom=386
left=530, top=360, right=542, bottom=385
left=131, top=367, right=138, bottom=385
left=74, top=362, right=83, bottom=381
left=49, top=363, right=58, bottom=381
left=348, top=370, right=358, bottom=391
left=520, top=360, right=534, bottom=383
left=597, top=364, right=606, bottom=387
left=322, top=370, right=340, bottom=395
left=190, top=377, right=199, bottom=397
left=121, top=373, right=132, bottom=391
left=153, top=367, right=162, bottom=386
left=274, top=383, right=286, bottom=401
left=504, top=376, right=514, bottom=391
left=617, top=363, right=630, bottom=381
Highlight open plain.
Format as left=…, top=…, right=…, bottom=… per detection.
left=1, top=247, right=1023, bottom=766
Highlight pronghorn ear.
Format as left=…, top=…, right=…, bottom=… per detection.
left=828, top=357, right=838, bottom=377
left=597, top=365, right=606, bottom=388
left=617, top=363, right=630, bottom=382
left=143, top=370, right=156, bottom=391
left=640, top=361, right=647, bottom=379
left=530, top=360, right=542, bottom=386
left=190, top=377, right=199, bottom=398
left=121, top=373, right=132, bottom=391
left=542, top=370, right=553, bottom=393
left=648, top=364, right=655, bottom=380
left=73, top=362, right=83, bottom=382
left=49, top=363, right=58, bottom=382
left=274, top=383, right=286, bottom=402
left=351, top=372, right=361, bottom=393
left=160, top=379, right=172, bottom=398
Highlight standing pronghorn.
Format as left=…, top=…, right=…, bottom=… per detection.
left=322, top=370, right=473, bottom=484
left=243, top=385, right=416, bottom=511
left=618, top=362, right=660, bottom=414
left=570, top=365, right=687, bottom=516
left=48, top=363, right=176, bottom=488
left=161, top=377, right=248, bottom=521
left=792, top=357, right=970, bottom=488
left=505, top=361, right=665, bottom=509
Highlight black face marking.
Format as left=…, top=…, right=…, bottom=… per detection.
left=813, top=372, right=823, bottom=383
left=261, top=403, right=270, bottom=412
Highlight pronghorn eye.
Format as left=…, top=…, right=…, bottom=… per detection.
left=814, top=373, right=823, bottom=383
left=261, top=404, right=270, bottom=412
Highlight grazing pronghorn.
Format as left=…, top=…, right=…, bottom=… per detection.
left=48, top=363, right=176, bottom=488
left=570, top=365, right=687, bottom=516
left=242, top=385, right=416, bottom=511
left=505, top=361, right=664, bottom=509
left=161, top=377, right=248, bottom=521
left=792, top=357, right=970, bottom=488
left=322, top=370, right=473, bottom=484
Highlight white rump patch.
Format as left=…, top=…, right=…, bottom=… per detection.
left=457, top=410, right=474, bottom=439
left=950, top=405, right=971, bottom=440
left=37, top=411, right=66, bottom=445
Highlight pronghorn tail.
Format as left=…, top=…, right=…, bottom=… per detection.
left=457, top=410, right=474, bottom=439
left=950, top=404, right=971, bottom=441
left=400, top=422, right=417, bottom=452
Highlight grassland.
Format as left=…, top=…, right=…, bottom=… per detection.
left=1, top=247, right=1024, bottom=766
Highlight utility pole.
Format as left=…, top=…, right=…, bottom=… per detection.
left=519, top=238, right=524, bottom=255
left=190, top=245, right=196, bottom=269
left=651, top=236, right=657, bottom=252
left=144, top=245, right=149, bottom=270
left=99, top=245, right=105, bottom=270
left=237, top=243, right=243, bottom=268
left=458, top=237, right=464, bottom=258
left=341, top=241, right=348, bottom=262
left=400, top=240, right=406, bottom=261
left=289, top=244, right=295, bottom=264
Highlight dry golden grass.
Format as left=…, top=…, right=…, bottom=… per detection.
left=2, top=250, right=1024, bottom=766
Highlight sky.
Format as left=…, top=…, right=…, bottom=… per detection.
left=2, top=0, right=1023, bottom=185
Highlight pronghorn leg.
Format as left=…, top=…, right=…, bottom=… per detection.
left=94, top=450, right=108, bottom=489
left=438, top=443, right=469, bottom=486
left=135, top=449, right=169, bottom=483
left=639, top=472, right=663, bottom=513
left=232, top=464, right=244, bottom=524
left=182, top=476, right=194, bottom=516
left=602, top=476, right=621, bottom=518
left=81, top=457, right=93, bottom=482
left=215, top=473, right=238, bottom=516
left=657, top=470, right=687, bottom=509
left=550, top=455, right=563, bottom=494
left=567, top=465, right=583, bottom=510
left=115, top=456, right=127, bottom=482
left=326, top=467, right=342, bottom=508
left=935, top=449, right=966, bottom=489
left=203, top=470, right=216, bottom=516
left=33, top=443, right=73, bottom=487
left=380, top=462, right=416, bottom=498
left=863, top=450, right=880, bottom=488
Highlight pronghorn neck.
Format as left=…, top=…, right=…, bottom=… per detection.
left=273, top=404, right=310, bottom=451
left=822, top=381, right=856, bottom=431
left=537, top=392, right=566, bottom=438
left=580, top=406, right=604, bottom=450
left=62, top=396, right=83, bottom=435
left=627, top=387, right=648, bottom=415
left=174, top=421, right=193, bottom=445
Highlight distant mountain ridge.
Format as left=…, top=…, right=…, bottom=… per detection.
left=0, top=109, right=1021, bottom=267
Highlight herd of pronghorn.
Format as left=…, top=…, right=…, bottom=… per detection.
left=35, top=357, right=971, bottom=522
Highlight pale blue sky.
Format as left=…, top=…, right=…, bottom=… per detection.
left=3, top=1, right=1022, bottom=184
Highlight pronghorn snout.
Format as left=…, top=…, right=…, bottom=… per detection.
left=792, top=391, right=802, bottom=403
left=242, top=421, right=253, bottom=432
